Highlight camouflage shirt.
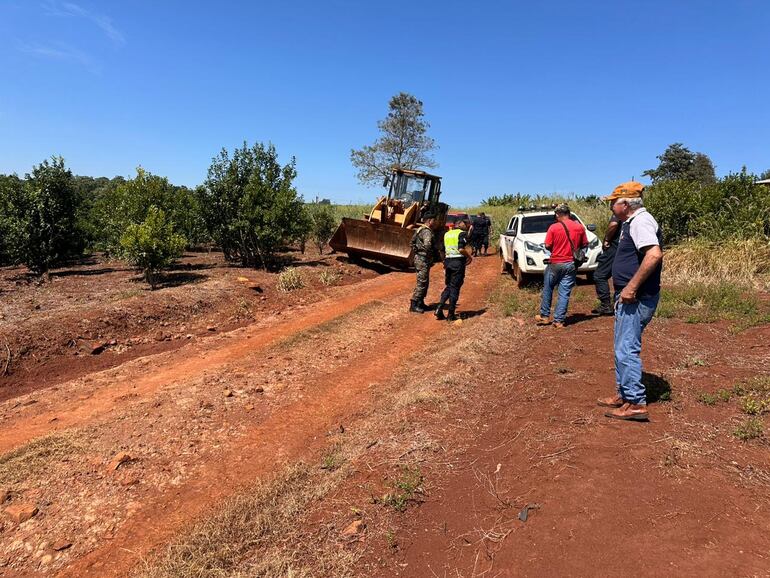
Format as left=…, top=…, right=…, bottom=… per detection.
left=411, top=226, right=437, bottom=262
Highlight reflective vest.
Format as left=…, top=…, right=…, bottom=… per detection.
left=444, top=228, right=463, bottom=258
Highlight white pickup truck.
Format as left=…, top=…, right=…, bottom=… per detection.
left=498, top=209, right=601, bottom=287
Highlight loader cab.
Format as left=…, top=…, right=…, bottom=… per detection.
left=386, top=170, right=442, bottom=208
left=370, top=169, right=444, bottom=227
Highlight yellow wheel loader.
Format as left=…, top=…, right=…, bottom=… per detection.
left=329, top=168, right=448, bottom=268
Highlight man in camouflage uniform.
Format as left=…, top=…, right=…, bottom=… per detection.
left=409, top=214, right=440, bottom=313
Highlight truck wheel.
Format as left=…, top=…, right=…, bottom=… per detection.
left=513, top=262, right=527, bottom=288
left=500, top=252, right=512, bottom=274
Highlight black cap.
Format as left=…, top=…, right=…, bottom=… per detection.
left=423, top=212, right=437, bottom=220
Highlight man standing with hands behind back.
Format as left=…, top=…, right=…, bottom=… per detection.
left=598, top=182, right=663, bottom=422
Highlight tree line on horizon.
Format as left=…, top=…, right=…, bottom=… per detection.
left=0, top=143, right=337, bottom=288
left=481, top=143, right=770, bottom=247
left=2, top=89, right=768, bottom=285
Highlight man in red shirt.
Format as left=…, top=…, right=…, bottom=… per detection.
left=535, top=204, right=588, bottom=328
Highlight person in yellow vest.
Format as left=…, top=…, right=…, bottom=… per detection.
left=435, top=217, right=473, bottom=321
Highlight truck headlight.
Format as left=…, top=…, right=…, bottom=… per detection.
left=589, top=238, right=599, bottom=249
left=524, top=241, right=544, bottom=253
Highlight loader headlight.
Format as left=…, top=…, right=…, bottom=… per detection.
left=524, top=241, right=545, bottom=253
left=589, top=238, right=599, bottom=249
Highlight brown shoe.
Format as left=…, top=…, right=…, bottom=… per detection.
left=552, top=321, right=565, bottom=328
left=597, top=395, right=623, bottom=408
left=605, top=403, right=649, bottom=421
left=534, top=314, right=551, bottom=325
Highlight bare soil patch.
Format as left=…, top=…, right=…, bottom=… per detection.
left=0, top=248, right=375, bottom=403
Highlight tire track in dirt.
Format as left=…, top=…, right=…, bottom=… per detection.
left=57, top=258, right=500, bottom=578
left=0, top=271, right=420, bottom=455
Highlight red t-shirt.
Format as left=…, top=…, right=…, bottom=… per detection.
left=545, top=218, right=588, bottom=264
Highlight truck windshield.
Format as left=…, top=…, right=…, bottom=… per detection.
left=392, top=175, right=428, bottom=205
left=521, top=214, right=582, bottom=234
left=521, top=215, right=555, bottom=233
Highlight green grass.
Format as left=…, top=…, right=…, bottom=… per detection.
left=656, top=283, right=770, bottom=328
left=698, top=377, right=769, bottom=441
left=320, top=448, right=344, bottom=472
left=734, top=417, right=764, bottom=441
left=381, top=465, right=423, bottom=512
left=697, top=389, right=732, bottom=406
left=498, top=286, right=541, bottom=317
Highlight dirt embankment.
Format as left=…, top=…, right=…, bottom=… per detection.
left=0, top=250, right=376, bottom=403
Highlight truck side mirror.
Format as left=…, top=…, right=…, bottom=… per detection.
left=587, top=224, right=597, bottom=232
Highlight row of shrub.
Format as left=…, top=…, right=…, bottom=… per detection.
left=0, top=142, right=338, bottom=287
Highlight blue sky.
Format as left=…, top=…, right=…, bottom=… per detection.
left=1, top=0, right=768, bottom=206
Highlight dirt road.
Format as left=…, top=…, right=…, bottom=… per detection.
left=2, top=255, right=770, bottom=578
left=0, top=256, right=499, bottom=577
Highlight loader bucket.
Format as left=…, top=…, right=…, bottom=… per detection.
left=329, top=218, right=415, bottom=268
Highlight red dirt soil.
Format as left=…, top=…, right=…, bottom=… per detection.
left=1, top=252, right=769, bottom=578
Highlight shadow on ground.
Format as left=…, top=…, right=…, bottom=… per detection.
left=644, top=372, right=673, bottom=403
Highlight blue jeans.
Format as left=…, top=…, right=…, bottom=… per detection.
left=539, top=262, right=576, bottom=323
left=614, top=293, right=660, bottom=405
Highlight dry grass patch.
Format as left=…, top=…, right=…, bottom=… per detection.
left=137, top=463, right=357, bottom=578
left=276, top=300, right=385, bottom=349
left=664, top=238, right=770, bottom=290
left=0, top=433, right=83, bottom=487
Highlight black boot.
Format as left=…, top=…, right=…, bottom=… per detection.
left=447, top=309, right=458, bottom=322
left=591, top=301, right=613, bottom=316
left=409, top=300, right=426, bottom=314
left=418, top=300, right=430, bottom=311
left=434, top=304, right=446, bottom=320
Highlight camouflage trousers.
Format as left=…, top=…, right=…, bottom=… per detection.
left=411, top=255, right=431, bottom=302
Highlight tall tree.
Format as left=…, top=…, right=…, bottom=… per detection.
left=350, top=92, right=438, bottom=186
left=643, top=143, right=716, bottom=184
left=759, top=169, right=770, bottom=181
left=199, top=142, right=305, bottom=268
left=9, top=157, right=81, bottom=277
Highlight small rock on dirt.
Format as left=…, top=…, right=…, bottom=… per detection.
left=52, top=540, right=72, bottom=551
left=4, top=503, right=38, bottom=524
left=90, top=343, right=106, bottom=355
left=253, top=386, right=264, bottom=393
left=108, top=451, right=133, bottom=471
left=224, top=389, right=234, bottom=397
left=0, top=490, right=9, bottom=504
left=341, top=519, right=365, bottom=537
left=207, top=326, right=217, bottom=332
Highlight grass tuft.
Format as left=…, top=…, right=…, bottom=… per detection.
left=382, top=465, right=423, bottom=512
left=277, top=267, right=304, bottom=292
left=319, top=269, right=342, bottom=287
left=734, top=418, right=764, bottom=441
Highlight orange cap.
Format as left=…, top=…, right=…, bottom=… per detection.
left=604, top=181, right=644, bottom=201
